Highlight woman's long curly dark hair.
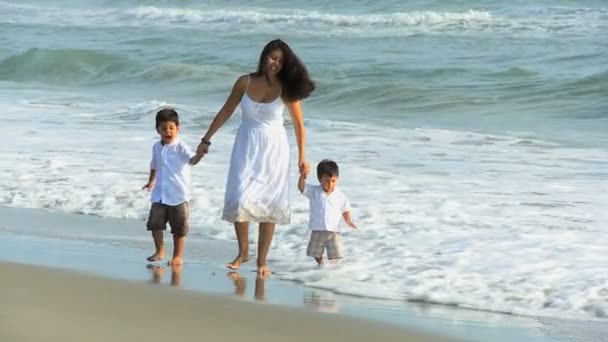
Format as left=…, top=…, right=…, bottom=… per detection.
left=253, top=39, right=315, bottom=102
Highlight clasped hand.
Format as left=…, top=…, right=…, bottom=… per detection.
left=298, top=159, right=310, bottom=176
left=196, top=141, right=210, bottom=157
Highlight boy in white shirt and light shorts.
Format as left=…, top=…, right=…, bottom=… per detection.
left=298, top=159, right=356, bottom=265
left=142, top=108, right=204, bottom=266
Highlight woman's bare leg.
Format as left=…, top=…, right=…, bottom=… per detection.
left=256, top=222, right=275, bottom=275
left=226, top=222, right=249, bottom=269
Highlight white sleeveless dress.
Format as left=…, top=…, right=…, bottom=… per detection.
left=222, top=78, right=291, bottom=224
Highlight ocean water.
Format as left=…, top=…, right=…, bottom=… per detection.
left=1, top=0, right=607, bottom=322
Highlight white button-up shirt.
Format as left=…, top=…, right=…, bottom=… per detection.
left=149, top=139, right=195, bottom=206
left=302, top=184, right=351, bottom=232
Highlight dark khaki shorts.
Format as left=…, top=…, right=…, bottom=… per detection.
left=146, top=202, right=190, bottom=236
left=306, top=231, right=343, bottom=259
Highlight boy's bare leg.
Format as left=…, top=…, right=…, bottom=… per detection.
left=256, top=222, right=275, bottom=276
left=168, top=235, right=185, bottom=266
left=226, top=222, right=249, bottom=269
left=147, top=230, right=165, bottom=261
left=314, top=257, right=323, bottom=265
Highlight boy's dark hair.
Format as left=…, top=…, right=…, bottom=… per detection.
left=317, top=159, right=339, bottom=179
left=155, top=108, right=179, bottom=129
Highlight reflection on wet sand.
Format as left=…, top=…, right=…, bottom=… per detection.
left=304, top=291, right=339, bottom=313
left=228, top=271, right=246, bottom=296
left=147, top=264, right=164, bottom=284
left=228, top=271, right=269, bottom=302
left=146, top=266, right=335, bottom=314
left=146, top=264, right=182, bottom=287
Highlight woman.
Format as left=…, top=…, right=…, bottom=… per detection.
left=197, top=39, right=315, bottom=275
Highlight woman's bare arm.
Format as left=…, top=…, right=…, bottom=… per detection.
left=196, top=75, right=248, bottom=155
left=286, top=100, right=309, bottom=174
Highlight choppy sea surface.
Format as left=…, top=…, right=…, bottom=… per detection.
left=1, top=0, right=607, bottom=321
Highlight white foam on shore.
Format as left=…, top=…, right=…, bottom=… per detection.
left=2, top=90, right=607, bottom=321
left=1, top=2, right=605, bottom=37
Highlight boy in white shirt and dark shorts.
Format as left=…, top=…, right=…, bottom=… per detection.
left=298, top=159, right=356, bottom=265
left=142, top=108, right=204, bottom=266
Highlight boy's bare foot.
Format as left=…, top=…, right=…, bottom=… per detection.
left=314, top=257, right=323, bottom=266
left=168, top=257, right=183, bottom=266
left=147, top=251, right=165, bottom=262
left=226, top=256, right=249, bottom=270
left=257, top=265, right=272, bottom=276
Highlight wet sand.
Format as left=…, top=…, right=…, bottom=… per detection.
left=1, top=206, right=601, bottom=342
left=0, top=261, right=457, bottom=342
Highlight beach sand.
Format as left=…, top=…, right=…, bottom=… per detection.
left=0, top=261, right=457, bottom=342
left=1, top=206, right=604, bottom=342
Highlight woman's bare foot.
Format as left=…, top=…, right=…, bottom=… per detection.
left=146, top=250, right=165, bottom=262
left=168, top=257, right=183, bottom=266
left=257, top=265, right=272, bottom=276
left=226, top=255, right=249, bottom=270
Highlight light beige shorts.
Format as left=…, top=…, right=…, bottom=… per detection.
left=306, top=231, right=343, bottom=259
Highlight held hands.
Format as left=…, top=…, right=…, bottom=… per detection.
left=298, top=159, right=310, bottom=176
left=345, top=220, right=357, bottom=229
left=196, top=141, right=210, bottom=157
left=189, top=141, right=208, bottom=166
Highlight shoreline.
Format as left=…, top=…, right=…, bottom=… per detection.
left=0, top=260, right=455, bottom=342
left=1, top=206, right=603, bottom=341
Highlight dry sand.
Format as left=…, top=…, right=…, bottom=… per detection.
left=0, top=261, right=459, bottom=342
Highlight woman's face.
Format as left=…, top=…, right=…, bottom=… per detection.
left=265, top=48, right=284, bottom=76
